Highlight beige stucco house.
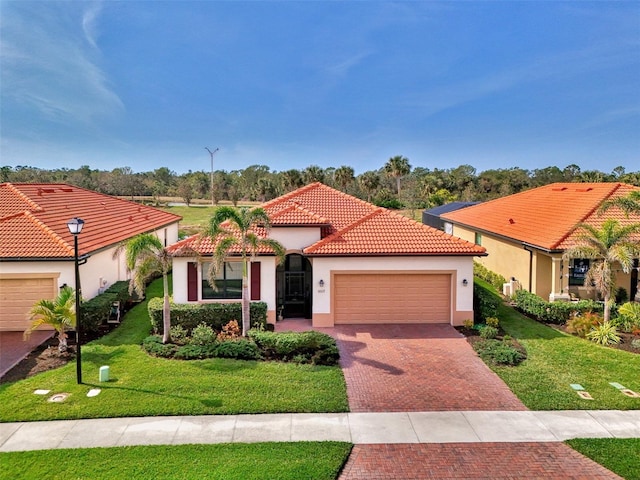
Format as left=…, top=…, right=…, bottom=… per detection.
left=441, top=182, right=640, bottom=302
left=169, top=183, right=486, bottom=327
left=0, top=183, right=181, bottom=331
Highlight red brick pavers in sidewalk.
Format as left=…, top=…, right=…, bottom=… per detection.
left=277, top=321, right=525, bottom=411
left=338, top=443, right=621, bottom=480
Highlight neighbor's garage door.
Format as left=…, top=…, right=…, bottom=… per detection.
left=334, top=273, right=451, bottom=324
left=0, top=277, right=57, bottom=331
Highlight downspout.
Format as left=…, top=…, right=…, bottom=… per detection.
left=523, top=245, right=533, bottom=293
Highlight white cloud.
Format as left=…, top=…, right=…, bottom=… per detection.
left=0, top=1, right=123, bottom=125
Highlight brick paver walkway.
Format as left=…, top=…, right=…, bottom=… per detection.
left=338, top=443, right=621, bottom=480
left=278, top=320, right=525, bottom=411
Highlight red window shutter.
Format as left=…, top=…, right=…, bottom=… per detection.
left=250, top=262, right=261, bottom=300
left=187, top=262, right=198, bottom=301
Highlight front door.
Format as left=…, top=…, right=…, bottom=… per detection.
left=276, top=254, right=312, bottom=319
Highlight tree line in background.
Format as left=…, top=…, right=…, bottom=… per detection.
left=2, top=159, right=638, bottom=209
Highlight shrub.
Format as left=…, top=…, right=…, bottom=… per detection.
left=190, top=323, right=216, bottom=345
left=148, top=300, right=268, bottom=334
left=566, top=312, right=602, bottom=338
left=249, top=330, right=340, bottom=365
left=174, top=343, right=218, bottom=360
left=513, top=289, right=602, bottom=325
left=486, top=317, right=500, bottom=328
left=169, top=324, right=189, bottom=345
left=214, top=339, right=262, bottom=360
left=463, top=319, right=474, bottom=329
left=103, top=281, right=134, bottom=307
left=142, top=335, right=177, bottom=357
left=631, top=339, right=640, bottom=350
left=473, top=282, right=501, bottom=323
left=375, top=198, right=404, bottom=209
left=615, top=287, right=629, bottom=305
left=473, top=339, right=526, bottom=366
left=479, top=325, right=499, bottom=339
left=473, top=262, right=507, bottom=292
left=617, top=302, right=640, bottom=333
left=217, top=320, right=241, bottom=341
left=586, top=321, right=621, bottom=346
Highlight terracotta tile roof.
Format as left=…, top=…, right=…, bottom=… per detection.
left=0, top=183, right=182, bottom=259
left=441, top=182, right=640, bottom=251
left=170, top=182, right=484, bottom=257
left=305, top=208, right=486, bottom=256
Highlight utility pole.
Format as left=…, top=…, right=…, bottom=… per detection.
left=205, top=147, right=219, bottom=205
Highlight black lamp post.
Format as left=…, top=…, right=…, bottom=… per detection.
left=67, top=217, right=85, bottom=384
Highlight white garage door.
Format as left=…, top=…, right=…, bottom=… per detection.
left=334, top=273, right=451, bottom=324
left=0, top=277, right=57, bottom=331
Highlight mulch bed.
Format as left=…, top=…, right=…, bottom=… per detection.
left=0, top=328, right=112, bottom=384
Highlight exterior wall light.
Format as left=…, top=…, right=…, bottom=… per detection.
left=462, top=278, right=468, bottom=286
left=319, top=279, right=325, bottom=287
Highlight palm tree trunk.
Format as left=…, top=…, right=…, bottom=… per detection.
left=603, top=293, right=611, bottom=323
left=58, top=331, right=68, bottom=353
left=396, top=176, right=401, bottom=195
left=162, top=273, right=171, bottom=344
left=241, top=273, right=250, bottom=337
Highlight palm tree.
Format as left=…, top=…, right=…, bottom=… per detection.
left=564, top=220, right=640, bottom=322
left=204, top=206, right=286, bottom=336
left=599, top=191, right=640, bottom=217
left=24, top=286, right=76, bottom=353
left=384, top=155, right=411, bottom=195
left=358, top=171, right=380, bottom=202
left=334, top=166, right=355, bottom=192
left=114, top=233, right=173, bottom=343
left=302, top=165, right=325, bottom=184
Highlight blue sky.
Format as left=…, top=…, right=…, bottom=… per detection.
left=1, top=1, right=639, bottom=175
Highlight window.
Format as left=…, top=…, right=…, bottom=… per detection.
left=475, top=232, right=482, bottom=245
left=569, top=259, right=590, bottom=286
left=202, top=261, right=242, bottom=299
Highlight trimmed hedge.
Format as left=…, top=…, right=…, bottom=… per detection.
left=79, top=281, right=133, bottom=333
left=473, top=280, right=501, bottom=323
left=148, top=299, right=268, bottom=334
left=249, top=330, right=340, bottom=366
left=473, top=262, right=507, bottom=292
left=513, top=289, right=603, bottom=325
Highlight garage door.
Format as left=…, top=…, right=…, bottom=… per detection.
left=334, top=273, right=451, bottom=324
left=0, top=277, right=57, bottom=331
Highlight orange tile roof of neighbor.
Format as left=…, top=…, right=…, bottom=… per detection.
left=0, top=183, right=182, bottom=259
left=441, top=182, right=640, bottom=251
left=170, top=182, right=485, bottom=257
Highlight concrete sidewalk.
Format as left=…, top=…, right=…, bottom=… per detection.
left=2, top=410, right=639, bottom=452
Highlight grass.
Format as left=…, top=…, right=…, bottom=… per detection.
left=160, top=203, right=260, bottom=235
left=477, top=280, right=640, bottom=410
left=0, top=442, right=352, bottom=480
left=567, top=438, right=640, bottom=480
left=0, top=278, right=348, bottom=422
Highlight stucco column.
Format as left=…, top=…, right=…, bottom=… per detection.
left=549, top=256, right=569, bottom=302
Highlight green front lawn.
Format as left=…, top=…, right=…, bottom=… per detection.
left=480, top=281, right=640, bottom=410
left=567, top=438, right=640, bottom=480
left=1, top=442, right=352, bottom=480
left=0, top=279, right=348, bottom=422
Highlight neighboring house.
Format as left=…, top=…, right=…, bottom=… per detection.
left=441, top=182, right=640, bottom=302
left=169, top=182, right=485, bottom=327
left=0, top=183, right=181, bottom=331
left=423, top=202, right=480, bottom=233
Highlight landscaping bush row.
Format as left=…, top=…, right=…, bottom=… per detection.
left=147, top=299, right=268, bottom=334
left=473, top=280, right=501, bottom=323
left=80, top=281, right=133, bottom=333
left=513, top=289, right=603, bottom=325
left=473, top=262, right=507, bottom=292
left=142, top=328, right=340, bottom=365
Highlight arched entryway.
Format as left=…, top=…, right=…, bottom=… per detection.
left=276, top=253, right=312, bottom=319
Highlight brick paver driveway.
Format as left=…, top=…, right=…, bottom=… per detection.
left=338, top=443, right=621, bottom=479
left=321, top=323, right=525, bottom=412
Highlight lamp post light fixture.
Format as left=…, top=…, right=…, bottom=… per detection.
left=67, top=217, right=85, bottom=384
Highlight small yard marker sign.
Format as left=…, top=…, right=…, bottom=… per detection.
left=570, top=384, right=593, bottom=400
left=609, top=382, right=640, bottom=398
